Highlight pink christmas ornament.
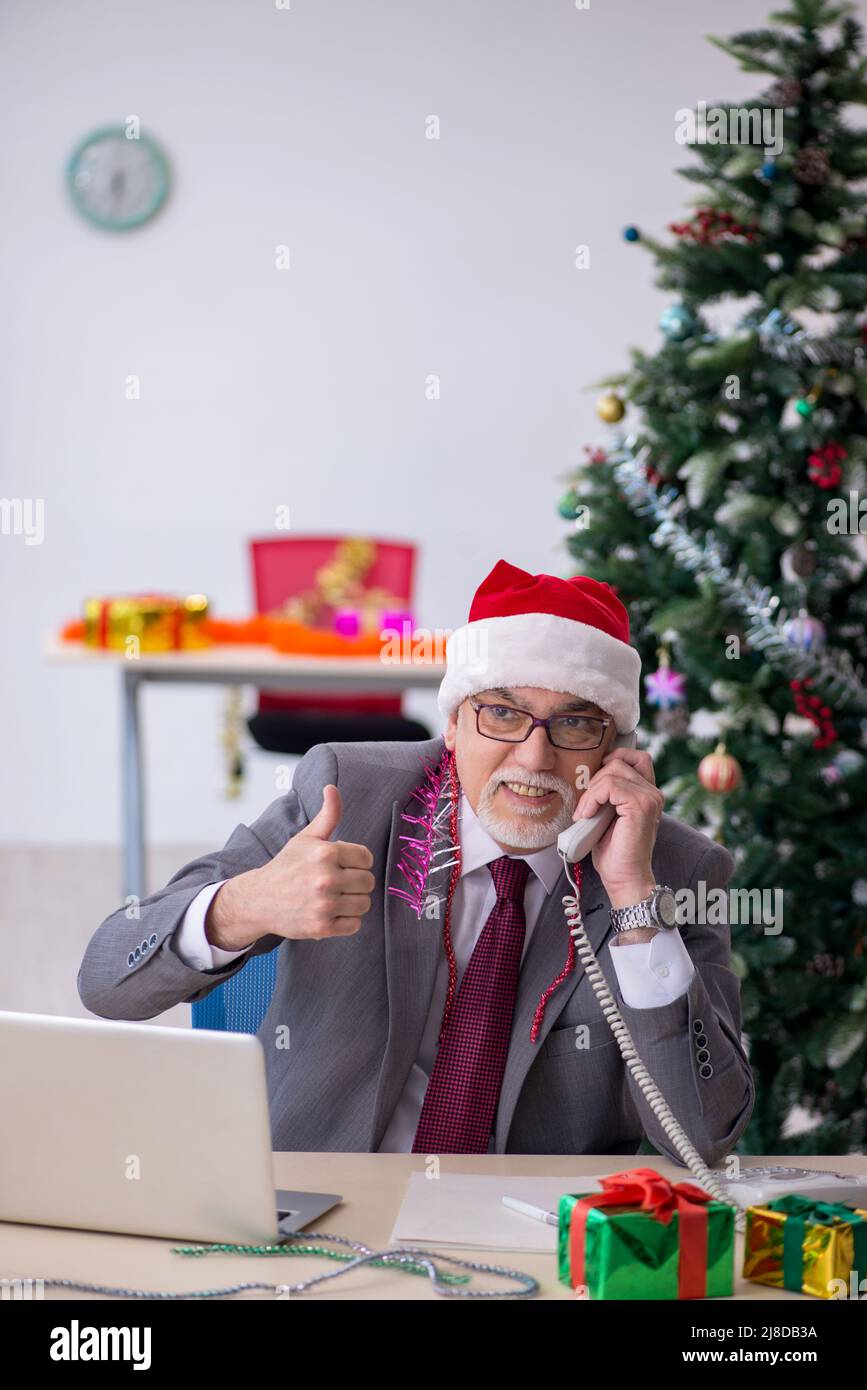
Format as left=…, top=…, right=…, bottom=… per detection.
left=645, top=666, right=686, bottom=709
left=333, top=608, right=361, bottom=637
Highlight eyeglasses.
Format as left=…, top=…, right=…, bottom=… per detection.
left=468, top=698, right=611, bottom=751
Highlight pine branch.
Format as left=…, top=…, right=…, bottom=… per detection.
left=706, top=35, right=787, bottom=76
left=610, top=441, right=867, bottom=712
left=768, top=1, right=855, bottom=30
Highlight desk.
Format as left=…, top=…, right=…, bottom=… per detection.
left=2, top=1153, right=861, bottom=1301
left=44, top=640, right=445, bottom=901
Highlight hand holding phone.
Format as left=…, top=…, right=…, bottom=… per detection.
left=557, top=728, right=638, bottom=862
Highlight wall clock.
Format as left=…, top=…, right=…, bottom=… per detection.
left=66, top=127, right=170, bottom=230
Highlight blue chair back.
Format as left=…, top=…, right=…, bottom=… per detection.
left=191, top=947, right=280, bottom=1033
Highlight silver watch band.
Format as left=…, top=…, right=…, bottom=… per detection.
left=609, top=884, right=675, bottom=933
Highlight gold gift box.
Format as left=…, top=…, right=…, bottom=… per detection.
left=743, top=1201, right=867, bottom=1299
left=84, top=594, right=211, bottom=652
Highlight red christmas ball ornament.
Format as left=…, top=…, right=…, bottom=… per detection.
left=698, top=742, right=743, bottom=794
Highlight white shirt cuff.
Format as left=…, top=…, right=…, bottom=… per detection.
left=174, top=880, right=253, bottom=970
left=609, top=928, right=695, bottom=1008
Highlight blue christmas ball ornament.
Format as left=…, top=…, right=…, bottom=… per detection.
left=783, top=611, right=827, bottom=652
left=659, top=304, right=697, bottom=341
left=623, top=226, right=640, bottom=242
left=761, top=160, right=777, bottom=180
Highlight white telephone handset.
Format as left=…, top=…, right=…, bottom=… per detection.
left=557, top=727, right=638, bottom=862
left=553, top=724, right=748, bottom=1227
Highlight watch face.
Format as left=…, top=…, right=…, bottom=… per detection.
left=656, top=889, right=678, bottom=927
left=67, top=128, right=169, bottom=230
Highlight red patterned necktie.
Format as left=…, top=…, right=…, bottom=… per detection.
left=411, top=855, right=532, bottom=1154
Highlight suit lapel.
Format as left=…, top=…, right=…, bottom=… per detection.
left=369, top=790, right=446, bottom=1150
left=493, top=854, right=612, bottom=1152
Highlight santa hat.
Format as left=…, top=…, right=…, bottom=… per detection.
left=437, top=559, right=641, bottom=734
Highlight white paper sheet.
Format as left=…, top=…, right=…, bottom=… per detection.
left=390, top=1172, right=607, bottom=1252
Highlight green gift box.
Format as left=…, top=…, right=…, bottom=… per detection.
left=558, top=1167, right=735, bottom=1300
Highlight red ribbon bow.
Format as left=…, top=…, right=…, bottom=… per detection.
left=569, top=1166, right=713, bottom=1299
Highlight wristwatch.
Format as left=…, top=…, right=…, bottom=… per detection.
left=609, top=884, right=678, bottom=934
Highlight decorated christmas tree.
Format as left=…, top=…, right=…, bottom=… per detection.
left=560, top=0, right=867, bottom=1154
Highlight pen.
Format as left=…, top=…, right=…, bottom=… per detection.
left=501, top=1196, right=558, bottom=1225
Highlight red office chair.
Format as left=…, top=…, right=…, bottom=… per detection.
left=246, top=535, right=432, bottom=755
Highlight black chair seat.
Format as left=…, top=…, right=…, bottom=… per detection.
left=247, top=710, right=432, bottom=756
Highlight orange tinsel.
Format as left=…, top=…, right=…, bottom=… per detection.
left=60, top=613, right=423, bottom=660
left=201, top=616, right=274, bottom=645
left=268, top=620, right=385, bottom=657
left=200, top=615, right=385, bottom=657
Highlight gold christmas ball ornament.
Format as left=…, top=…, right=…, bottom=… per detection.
left=698, top=742, right=743, bottom=794
left=596, top=392, right=625, bottom=423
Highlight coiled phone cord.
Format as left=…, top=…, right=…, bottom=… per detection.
left=561, top=854, right=749, bottom=1233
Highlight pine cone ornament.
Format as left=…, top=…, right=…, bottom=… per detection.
left=793, top=146, right=830, bottom=186
left=655, top=705, right=690, bottom=737
left=768, top=77, right=802, bottom=107
left=781, top=541, right=817, bottom=580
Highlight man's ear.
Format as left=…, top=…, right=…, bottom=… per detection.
left=443, top=707, right=459, bottom=751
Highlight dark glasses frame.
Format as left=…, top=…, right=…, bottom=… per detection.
left=468, top=697, right=611, bottom=751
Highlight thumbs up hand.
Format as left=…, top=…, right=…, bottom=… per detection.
left=291, top=782, right=344, bottom=847
left=205, top=785, right=376, bottom=952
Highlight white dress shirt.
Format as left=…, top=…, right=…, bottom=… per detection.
left=174, top=792, right=695, bottom=1151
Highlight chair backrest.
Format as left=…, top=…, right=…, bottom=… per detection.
left=249, top=535, right=417, bottom=715
left=191, top=947, right=280, bottom=1034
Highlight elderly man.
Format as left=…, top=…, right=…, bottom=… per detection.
left=78, top=558, right=754, bottom=1160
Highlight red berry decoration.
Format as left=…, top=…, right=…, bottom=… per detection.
left=669, top=206, right=760, bottom=245
left=790, top=678, right=838, bottom=750
left=807, top=441, right=847, bottom=489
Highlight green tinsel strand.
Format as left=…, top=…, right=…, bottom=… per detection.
left=171, top=1241, right=470, bottom=1284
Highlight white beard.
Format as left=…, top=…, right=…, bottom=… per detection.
left=474, top=768, right=578, bottom=850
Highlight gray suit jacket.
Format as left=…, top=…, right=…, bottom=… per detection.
left=78, top=736, right=755, bottom=1161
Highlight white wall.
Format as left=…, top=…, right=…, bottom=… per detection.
left=1, top=0, right=832, bottom=845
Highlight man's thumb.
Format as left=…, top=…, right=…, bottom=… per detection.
left=300, top=783, right=342, bottom=841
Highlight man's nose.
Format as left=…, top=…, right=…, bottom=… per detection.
left=509, top=725, right=557, bottom=772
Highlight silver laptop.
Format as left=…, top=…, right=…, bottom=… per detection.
left=0, top=1010, right=341, bottom=1243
